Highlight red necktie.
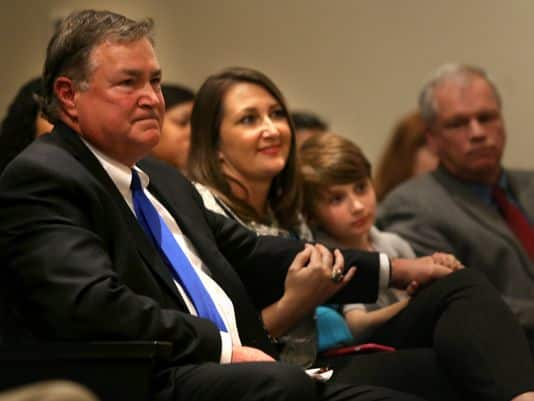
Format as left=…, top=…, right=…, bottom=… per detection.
left=492, top=186, right=534, bottom=260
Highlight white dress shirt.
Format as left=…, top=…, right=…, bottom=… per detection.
left=84, top=141, right=240, bottom=363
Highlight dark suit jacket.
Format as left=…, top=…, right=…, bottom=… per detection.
left=377, top=165, right=534, bottom=336
left=0, top=123, right=381, bottom=369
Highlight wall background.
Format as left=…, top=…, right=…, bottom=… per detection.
left=2, top=0, right=533, bottom=168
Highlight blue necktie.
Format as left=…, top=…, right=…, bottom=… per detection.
left=130, top=169, right=227, bottom=331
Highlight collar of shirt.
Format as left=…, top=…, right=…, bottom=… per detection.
left=80, top=139, right=149, bottom=211
left=440, top=165, right=534, bottom=227
left=468, top=170, right=510, bottom=207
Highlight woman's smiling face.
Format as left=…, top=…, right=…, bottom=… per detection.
left=217, top=82, right=291, bottom=188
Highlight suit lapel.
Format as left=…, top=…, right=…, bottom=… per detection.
left=53, top=124, right=185, bottom=304
left=508, top=171, right=534, bottom=222
left=433, top=168, right=527, bottom=253
left=140, top=160, right=278, bottom=354
left=120, top=204, right=186, bottom=303
left=145, top=172, right=238, bottom=293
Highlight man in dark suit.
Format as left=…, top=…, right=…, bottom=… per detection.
left=377, top=64, right=534, bottom=344
left=3, top=10, right=534, bottom=401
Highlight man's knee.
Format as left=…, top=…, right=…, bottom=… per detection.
left=246, top=362, right=318, bottom=401
left=437, top=268, right=496, bottom=296
left=169, top=362, right=317, bottom=401
left=319, top=383, right=426, bottom=401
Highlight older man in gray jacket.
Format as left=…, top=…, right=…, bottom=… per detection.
left=378, top=63, right=534, bottom=343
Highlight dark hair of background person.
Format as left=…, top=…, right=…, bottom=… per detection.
left=0, top=78, right=47, bottom=173
left=291, top=111, right=329, bottom=148
left=188, top=67, right=302, bottom=228
left=161, top=84, right=195, bottom=109
left=150, top=83, right=196, bottom=171
left=290, top=111, right=329, bottom=132
left=299, top=132, right=371, bottom=221
left=373, top=110, right=430, bottom=202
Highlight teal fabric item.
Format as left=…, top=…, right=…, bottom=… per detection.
left=315, top=305, right=354, bottom=352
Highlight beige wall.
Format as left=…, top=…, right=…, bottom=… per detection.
left=2, top=0, right=533, bottom=168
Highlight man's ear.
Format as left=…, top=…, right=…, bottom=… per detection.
left=54, top=77, right=79, bottom=120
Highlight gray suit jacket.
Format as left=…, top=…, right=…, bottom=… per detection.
left=377, top=166, right=534, bottom=336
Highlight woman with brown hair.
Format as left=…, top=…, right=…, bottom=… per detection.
left=188, top=67, right=351, bottom=367
left=374, top=111, right=438, bottom=202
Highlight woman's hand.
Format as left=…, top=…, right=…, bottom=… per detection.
left=261, top=244, right=356, bottom=337
left=283, top=244, right=356, bottom=310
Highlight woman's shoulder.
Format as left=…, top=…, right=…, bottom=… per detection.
left=192, top=182, right=229, bottom=217
left=295, top=214, right=314, bottom=241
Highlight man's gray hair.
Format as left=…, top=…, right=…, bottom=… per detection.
left=418, top=63, right=502, bottom=126
left=39, top=9, right=154, bottom=124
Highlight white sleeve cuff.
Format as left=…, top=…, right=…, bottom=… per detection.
left=219, top=331, right=233, bottom=364
left=378, top=253, right=391, bottom=290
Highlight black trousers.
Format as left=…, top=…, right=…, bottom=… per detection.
left=320, top=269, right=534, bottom=401
left=319, top=348, right=460, bottom=401
left=154, top=269, right=534, bottom=401
left=155, top=361, right=425, bottom=401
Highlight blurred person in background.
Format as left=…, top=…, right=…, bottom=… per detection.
left=150, top=83, right=194, bottom=172
left=0, top=77, right=53, bottom=172
left=378, top=63, right=534, bottom=348
left=291, top=110, right=329, bottom=149
left=374, top=110, right=437, bottom=202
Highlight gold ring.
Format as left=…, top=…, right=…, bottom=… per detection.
left=331, top=269, right=344, bottom=283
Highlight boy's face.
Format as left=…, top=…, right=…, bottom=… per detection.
left=313, top=178, right=376, bottom=247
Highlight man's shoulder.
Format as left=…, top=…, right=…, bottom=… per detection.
left=376, top=171, right=461, bottom=232
left=138, top=156, right=189, bottom=185
left=1, top=133, right=89, bottom=187
left=380, top=172, right=445, bottom=206
left=506, top=168, right=534, bottom=186
left=139, top=157, right=200, bottom=203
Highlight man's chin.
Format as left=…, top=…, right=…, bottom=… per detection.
left=133, top=128, right=160, bottom=145
left=468, top=164, right=502, bottom=184
left=473, top=158, right=500, bottom=171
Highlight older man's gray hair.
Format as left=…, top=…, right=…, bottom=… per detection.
left=418, top=63, right=501, bottom=126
